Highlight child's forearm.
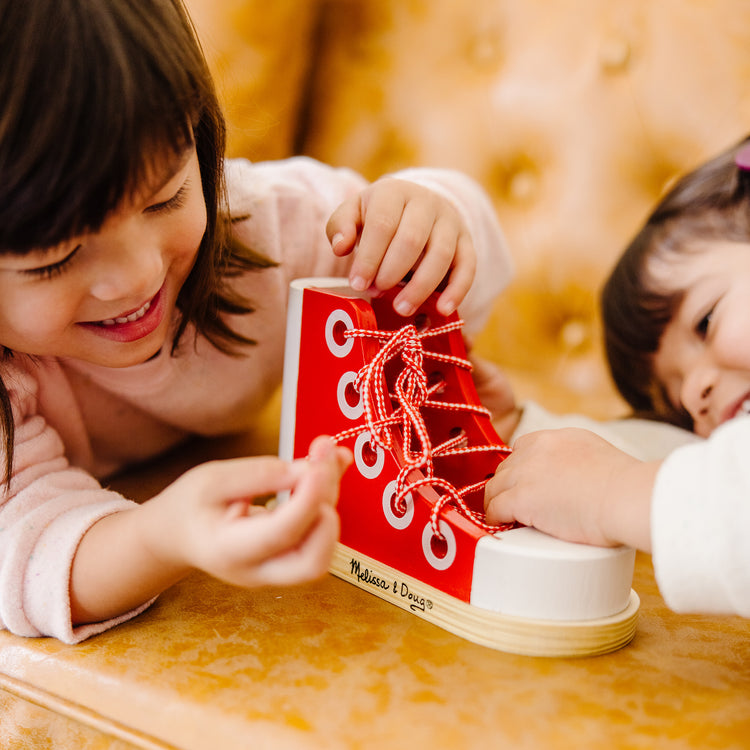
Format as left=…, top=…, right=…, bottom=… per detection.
left=601, top=459, right=661, bottom=553
left=69, top=503, right=190, bottom=625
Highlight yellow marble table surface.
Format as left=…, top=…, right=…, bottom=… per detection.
left=1, top=431, right=750, bottom=749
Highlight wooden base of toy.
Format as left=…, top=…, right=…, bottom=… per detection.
left=331, top=544, right=640, bottom=657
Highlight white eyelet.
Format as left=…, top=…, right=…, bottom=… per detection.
left=422, top=520, right=456, bottom=570
left=336, top=371, right=363, bottom=420
left=354, top=431, right=384, bottom=479
left=325, top=309, right=354, bottom=357
left=382, top=479, right=414, bottom=530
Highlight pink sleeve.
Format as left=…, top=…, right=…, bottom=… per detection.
left=225, top=156, right=367, bottom=282
left=0, top=363, right=148, bottom=643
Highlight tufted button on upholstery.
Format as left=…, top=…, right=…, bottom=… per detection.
left=490, top=156, right=540, bottom=207
left=559, top=317, right=590, bottom=352
left=599, top=37, right=631, bottom=73
left=468, top=29, right=503, bottom=69
left=508, top=167, right=538, bottom=203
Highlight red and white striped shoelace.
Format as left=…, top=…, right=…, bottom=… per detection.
left=332, top=319, right=513, bottom=539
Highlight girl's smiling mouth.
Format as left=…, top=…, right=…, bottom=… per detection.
left=100, top=299, right=152, bottom=326
left=79, top=286, right=166, bottom=343
left=725, top=392, right=750, bottom=424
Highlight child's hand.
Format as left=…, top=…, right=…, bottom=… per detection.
left=469, top=354, right=521, bottom=443
left=147, top=436, right=352, bottom=589
left=327, top=177, right=477, bottom=317
left=69, top=437, right=352, bottom=625
left=484, top=428, right=659, bottom=551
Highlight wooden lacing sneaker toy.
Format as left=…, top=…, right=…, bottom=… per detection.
left=279, top=278, right=639, bottom=656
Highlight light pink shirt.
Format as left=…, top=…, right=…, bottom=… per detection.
left=0, top=156, right=513, bottom=642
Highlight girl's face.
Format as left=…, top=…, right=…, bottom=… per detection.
left=652, top=240, right=750, bottom=437
left=0, top=147, right=206, bottom=368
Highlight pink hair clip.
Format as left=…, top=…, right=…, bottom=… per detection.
left=735, top=141, right=750, bottom=171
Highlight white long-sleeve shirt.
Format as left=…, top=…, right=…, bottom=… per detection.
left=652, top=416, right=750, bottom=616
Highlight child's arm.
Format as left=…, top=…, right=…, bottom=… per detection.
left=469, top=353, right=522, bottom=443
left=485, top=420, right=750, bottom=618
left=484, top=428, right=661, bottom=551
left=0, top=366, right=350, bottom=642
left=69, top=437, right=350, bottom=625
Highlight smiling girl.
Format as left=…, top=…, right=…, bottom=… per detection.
left=0, top=0, right=511, bottom=642
left=484, top=135, right=750, bottom=618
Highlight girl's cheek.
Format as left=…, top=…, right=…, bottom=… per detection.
left=170, top=207, right=205, bottom=266
left=12, top=291, right=74, bottom=336
left=716, top=320, right=750, bottom=368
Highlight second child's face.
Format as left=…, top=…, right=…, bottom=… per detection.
left=652, top=240, right=750, bottom=437
left=0, top=147, right=206, bottom=368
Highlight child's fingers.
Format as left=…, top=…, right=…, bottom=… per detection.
left=326, top=195, right=362, bottom=257
left=436, top=232, right=476, bottom=316
left=304, top=436, right=353, bottom=507
left=483, top=457, right=515, bottom=514
left=249, top=505, right=340, bottom=586
left=180, top=455, right=307, bottom=503
left=217, top=468, right=337, bottom=567
left=245, top=436, right=347, bottom=555
left=207, top=499, right=339, bottom=589
left=365, top=202, right=436, bottom=294
left=333, top=445, right=355, bottom=477
left=347, top=189, right=405, bottom=291
left=392, top=217, right=462, bottom=315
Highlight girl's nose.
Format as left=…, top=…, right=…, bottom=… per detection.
left=89, top=242, right=164, bottom=301
left=681, top=364, right=716, bottom=420
left=697, top=384, right=713, bottom=416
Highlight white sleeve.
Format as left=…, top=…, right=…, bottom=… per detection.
left=651, top=416, right=750, bottom=616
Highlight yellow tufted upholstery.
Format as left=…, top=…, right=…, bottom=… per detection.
left=188, top=0, right=750, bottom=418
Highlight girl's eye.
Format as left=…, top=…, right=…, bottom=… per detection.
left=145, top=183, right=189, bottom=214
left=695, top=308, right=714, bottom=339
left=23, top=245, right=81, bottom=280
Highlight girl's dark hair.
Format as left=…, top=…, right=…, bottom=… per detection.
left=0, top=0, right=273, bottom=484
left=602, top=134, right=750, bottom=431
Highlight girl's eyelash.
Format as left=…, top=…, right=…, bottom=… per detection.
left=146, top=183, right=189, bottom=214
left=24, top=245, right=81, bottom=280
left=23, top=183, right=188, bottom=280
left=695, top=307, right=714, bottom=338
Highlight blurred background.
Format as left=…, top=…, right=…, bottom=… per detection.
left=185, top=0, right=750, bottom=420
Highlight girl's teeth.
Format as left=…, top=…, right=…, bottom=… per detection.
left=740, top=398, right=750, bottom=417
left=101, top=301, right=151, bottom=326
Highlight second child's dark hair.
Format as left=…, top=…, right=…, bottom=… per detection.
left=0, top=0, right=273, bottom=484
left=602, top=134, right=750, bottom=430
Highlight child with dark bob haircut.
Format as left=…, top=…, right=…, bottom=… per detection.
left=485, top=134, right=750, bottom=618
left=0, top=0, right=511, bottom=642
